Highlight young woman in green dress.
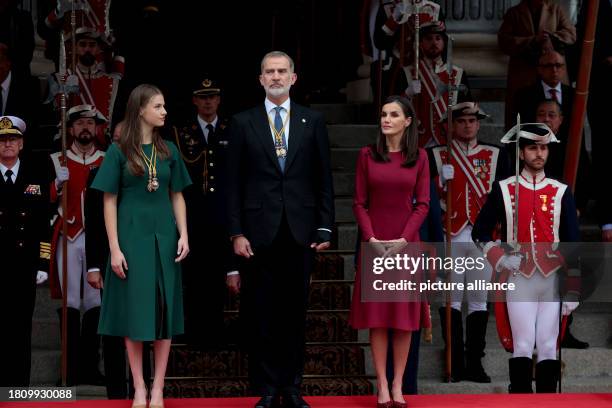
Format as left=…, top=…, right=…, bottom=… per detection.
left=92, top=84, right=192, bottom=408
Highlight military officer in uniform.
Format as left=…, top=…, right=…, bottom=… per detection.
left=0, top=116, right=50, bottom=386
left=49, top=104, right=106, bottom=385
left=173, top=77, right=234, bottom=346
left=472, top=123, right=580, bottom=393
left=428, top=102, right=509, bottom=383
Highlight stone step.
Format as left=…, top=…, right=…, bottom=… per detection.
left=416, top=376, right=612, bottom=394
left=166, top=344, right=367, bottom=377
left=337, top=223, right=358, bottom=251
left=313, top=104, right=375, bottom=125
left=361, top=345, right=612, bottom=380
left=331, top=147, right=360, bottom=173
left=335, top=197, right=354, bottom=223
left=30, top=349, right=59, bottom=385
left=328, top=124, right=377, bottom=148
left=333, top=172, right=355, bottom=197
left=478, top=101, right=505, bottom=125
left=164, top=376, right=374, bottom=398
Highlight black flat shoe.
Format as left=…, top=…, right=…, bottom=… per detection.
left=282, top=393, right=310, bottom=408
left=255, top=395, right=281, bottom=408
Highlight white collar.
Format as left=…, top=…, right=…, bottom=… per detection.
left=541, top=80, right=561, bottom=94
left=0, top=158, right=20, bottom=178
left=265, top=97, right=291, bottom=114
left=197, top=115, right=218, bottom=131
left=520, top=168, right=546, bottom=184
left=1, top=70, right=11, bottom=93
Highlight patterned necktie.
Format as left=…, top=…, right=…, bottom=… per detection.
left=549, top=88, right=559, bottom=104
left=5, top=169, right=13, bottom=185
left=205, top=123, right=215, bottom=144
left=274, top=106, right=288, bottom=171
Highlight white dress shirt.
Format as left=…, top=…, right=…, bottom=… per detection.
left=0, top=159, right=19, bottom=183
left=197, top=115, right=218, bottom=144
left=265, top=97, right=291, bottom=148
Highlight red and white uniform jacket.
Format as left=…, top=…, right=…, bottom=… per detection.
left=50, top=147, right=105, bottom=241
left=429, top=140, right=507, bottom=236
left=472, top=170, right=581, bottom=352
left=403, top=58, right=463, bottom=146
left=44, top=0, right=125, bottom=75
left=482, top=171, right=576, bottom=278
left=70, top=63, right=119, bottom=147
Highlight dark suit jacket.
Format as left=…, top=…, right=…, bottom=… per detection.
left=514, top=81, right=574, bottom=123
left=226, top=101, right=334, bottom=248
left=0, top=159, right=50, bottom=275
left=4, top=71, right=40, bottom=133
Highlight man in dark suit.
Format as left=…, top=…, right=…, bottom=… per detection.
left=226, top=51, right=334, bottom=408
left=0, top=43, right=39, bottom=142
left=513, top=50, right=573, bottom=126
left=0, top=115, right=50, bottom=386
left=173, top=77, right=234, bottom=347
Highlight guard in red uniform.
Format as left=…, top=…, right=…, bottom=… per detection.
left=49, top=104, right=106, bottom=385
left=472, top=123, right=580, bottom=393
left=428, top=102, right=509, bottom=383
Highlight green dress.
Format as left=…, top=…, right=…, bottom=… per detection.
left=92, top=141, right=192, bottom=340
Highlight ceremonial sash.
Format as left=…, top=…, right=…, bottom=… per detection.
left=450, top=140, right=487, bottom=209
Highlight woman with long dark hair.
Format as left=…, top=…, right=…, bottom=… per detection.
left=92, top=84, right=191, bottom=408
left=349, top=95, right=430, bottom=407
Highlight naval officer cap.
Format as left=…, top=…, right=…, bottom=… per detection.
left=0, top=116, right=26, bottom=137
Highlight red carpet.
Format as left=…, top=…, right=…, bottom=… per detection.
left=2, top=394, right=612, bottom=408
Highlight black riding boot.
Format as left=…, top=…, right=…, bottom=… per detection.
left=465, top=311, right=491, bottom=383
left=508, top=357, right=534, bottom=393
left=535, top=359, right=560, bottom=393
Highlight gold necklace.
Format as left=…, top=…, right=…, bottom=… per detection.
left=267, top=109, right=290, bottom=158
left=140, top=144, right=159, bottom=192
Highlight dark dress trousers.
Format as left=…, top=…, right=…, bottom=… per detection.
left=226, top=101, right=334, bottom=395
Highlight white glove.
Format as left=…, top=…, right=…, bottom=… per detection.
left=440, top=164, right=454, bottom=184
left=55, top=166, right=69, bottom=188
left=36, top=271, right=48, bottom=285
left=405, top=80, right=422, bottom=97
left=562, top=301, right=579, bottom=316
left=498, top=254, right=522, bottom=273
left=392, top=2, right=407, bottom=22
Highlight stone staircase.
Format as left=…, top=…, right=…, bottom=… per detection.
left=28, top=96, right=612, bottom=398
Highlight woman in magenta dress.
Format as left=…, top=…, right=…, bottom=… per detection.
left=349, top=95, right=430, bottom=408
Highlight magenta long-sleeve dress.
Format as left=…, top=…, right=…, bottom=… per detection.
left=349, top=146, right=430, bottom=330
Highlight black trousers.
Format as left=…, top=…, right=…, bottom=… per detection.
left=240, top=217, right=314, bottom=395
left=182, top=223, right=228, bottom=347
left=0, top=266, right=36, bottom=386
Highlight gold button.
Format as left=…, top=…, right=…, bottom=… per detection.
left=209, top=150, right=213, bottom=154
left=210, top=176, right=215, bottom=180
left=209, top=163, right=214, bottom=167
left=209, top=188, right=215, bottom=192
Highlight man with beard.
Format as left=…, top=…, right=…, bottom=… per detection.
left=399, top=21, right=470, bottom=147
left=226, top=51, right=334, bottom=408
left=472, top=123, right=580, bottom=393
left=173, top=77, right=233, bottom=347
left=49, top=104, right=106, bottom=386
left=428, top=102, right=509, bottom=383
left=47, top=26, right=121, bottom=149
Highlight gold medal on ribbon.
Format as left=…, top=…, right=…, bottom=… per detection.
left=539, top=194, right=548, bottom=212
